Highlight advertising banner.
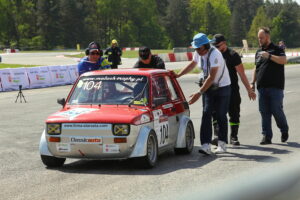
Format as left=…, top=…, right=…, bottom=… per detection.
left=0, top=68, right=30, bottom=91
left=26, top=66, right=52, bottom=88
left=48, top=65, right=71, bottom=86
left=67, top=65, right=79, bottom=84
left=0, top=76, right=2, bottom=92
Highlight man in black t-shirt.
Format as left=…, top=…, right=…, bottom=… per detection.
left=251, top=27, right=289, bottom=145
left=134, top=47, right=165, bottom=69
left=210, top=34, right=256, bottom=146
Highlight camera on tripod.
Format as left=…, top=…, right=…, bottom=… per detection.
left=15, top=85, right=27, bottom=103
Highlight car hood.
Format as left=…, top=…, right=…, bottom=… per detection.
left=46, top=105, right=150, bottom=124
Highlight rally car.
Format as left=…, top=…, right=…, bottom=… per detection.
left=39, top=68, right=195, bottom=168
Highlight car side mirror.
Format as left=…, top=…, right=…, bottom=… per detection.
left=153, top=96, right=168, bottom=107
left=57, top=98, right=66, bottom=107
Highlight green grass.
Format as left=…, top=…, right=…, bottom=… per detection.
left=0, top=63, right=38, bottom=69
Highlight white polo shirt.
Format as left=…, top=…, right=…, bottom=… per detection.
left=193, top=47, right=231, bottom=87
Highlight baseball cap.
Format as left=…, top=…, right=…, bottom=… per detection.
left=87, top=41, right=101, bottom=52
left=112, top=39, right=118, bottom=44
left=139, top=47, right=151, bottom=60
left=210, top=34, right=226, bottom=45
left=191, top=33, right=210, bottom=48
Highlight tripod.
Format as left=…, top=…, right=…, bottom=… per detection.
left=15, top=85, right=27, bottom=103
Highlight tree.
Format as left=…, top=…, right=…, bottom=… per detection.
left=229, top=0, right=263, bottom=46
left=190, top=0, right=230, bottom=41
left=247, top=6, right=272, bottom=47
left=36, top=0, right=61, bottom=49
left=160, top=0, right=190, bottom=48
left=271, top=5, right=300, bottom=47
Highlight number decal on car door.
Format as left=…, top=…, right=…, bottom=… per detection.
left=153, top=109, right=169, bottom=147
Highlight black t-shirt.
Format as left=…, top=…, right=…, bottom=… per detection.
left=222, top=48, right=242, bottom=89
left=255, top=42, right=286, bottom=89
left=134, top=55, right=165, bottom=69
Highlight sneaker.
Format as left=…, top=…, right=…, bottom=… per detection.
left=230, top=137, right=240, bottom=146
left=211, top=137, right=218, bottom=146
left=215, top=141, right=227, bottom=153
left=260, top=135, right=272, bottom=145
left=281, top=132, right=289, bottom=143
left=198, top=143, right=212, bottom=155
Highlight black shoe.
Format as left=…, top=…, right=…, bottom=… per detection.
left=260, top=136, right=272, bottom=145
left=211, top=137, right=218, bottom=146
left=230, top=137, right=240, bottom=146
left=281, top=132, right=289, bottom=142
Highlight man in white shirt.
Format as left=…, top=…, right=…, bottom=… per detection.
left=176, top=33, right=231, bottom=154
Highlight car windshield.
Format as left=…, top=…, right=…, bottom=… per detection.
left=68, top=75, right=148, bottom=105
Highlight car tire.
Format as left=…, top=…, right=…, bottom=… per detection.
left=174, top=121, right=194, bottom=154
left=138, top=131, right=158, bottom=168
left=41, top=155, right=66, bottom=168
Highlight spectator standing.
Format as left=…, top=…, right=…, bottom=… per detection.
left=134, top=47, right=165, bottom=69
left=176, top=33, right=231, bottom=154
left=77, top=42, right=111, bottom=75
left=251, top=27, right=289, bottom=145
left=210, top=34, right=256, bottom=146
left=278, top=40, right=286, bottom=51
left=104, top=39, right=122, bottom=69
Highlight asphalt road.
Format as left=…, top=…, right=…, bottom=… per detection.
left=0, top=51, right=255, bottom=69
left=0, top=64, right=300, bottom=200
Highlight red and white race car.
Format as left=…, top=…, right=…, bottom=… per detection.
left=39, top=68, right=195, bottom=168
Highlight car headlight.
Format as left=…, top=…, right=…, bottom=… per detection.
left=112, top=124, right=130, bottom=136
left=47, top=123, right=61, bottom=135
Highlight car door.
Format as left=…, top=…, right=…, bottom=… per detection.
left=151, top=75, right=177, bottom=148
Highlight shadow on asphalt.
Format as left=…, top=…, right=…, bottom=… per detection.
left=52, top=142, right=300, bottom=174
left=215, top=143, right=295, bottom=163
left=54, top=146, right=217, bottom=175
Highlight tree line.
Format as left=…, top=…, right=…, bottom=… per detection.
left=0, top=0, right=299, bottom=50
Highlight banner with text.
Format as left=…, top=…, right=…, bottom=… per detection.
left=0, top=68, right=30, bottom=91
left=26, top=66, right=52, bottom=88
left=67, top=65, right=79, bottom=84
left=49, top=65, right=71, bottom=86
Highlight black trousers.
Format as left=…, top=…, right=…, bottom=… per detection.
left=111, top=63, right=118, bottom=69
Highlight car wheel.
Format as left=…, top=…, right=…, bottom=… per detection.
left=41, top=155, right=66, bottom=168
left=138, top=131, right=158, bottom=168
left=175, top=122, right=194, bottom=154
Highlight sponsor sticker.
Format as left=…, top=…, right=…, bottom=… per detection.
left=103, top=144, right=120, bottom=153
left=62, top=123, right=111, bottom=130
left=140, top=114, right=150, bottom=123
left=152, top=109, right=169, bottom=147
left=56, top=143, right=71, bottom=152
left=55, top=108, right=97, bottom=120
left=162, top=103, right=173, bottom=109
left=70, top=136, right=102, bottom=144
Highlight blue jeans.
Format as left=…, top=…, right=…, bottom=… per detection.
left=200, top=85, right=231, bottom=144
left=258, top=88, right=289, bottom=139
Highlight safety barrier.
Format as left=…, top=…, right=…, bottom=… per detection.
left=158, top=51, right=300, bottom=62
left=122, top=47, right=139, bottom=51
left=0, top=65, right=78, bottom=92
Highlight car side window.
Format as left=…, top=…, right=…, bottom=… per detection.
left=152, top=76, right=170, bottom=106
left=165, top=76, right=179, bottom=100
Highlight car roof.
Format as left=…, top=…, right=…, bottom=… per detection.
left=81, top=68, right=170, bottom=77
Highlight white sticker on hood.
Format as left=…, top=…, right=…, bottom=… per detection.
left=55, top=108, right=97, bottom=120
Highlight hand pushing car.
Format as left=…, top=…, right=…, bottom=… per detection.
left=39, top=68, right=195, bottom=168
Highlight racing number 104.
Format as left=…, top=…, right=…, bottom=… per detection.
left=160, top=124, right=169, bottom=145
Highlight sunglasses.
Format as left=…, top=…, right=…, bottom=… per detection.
left=214, top=43, right=222, bottom=48
left=90, top=52, right=100, bottom=55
